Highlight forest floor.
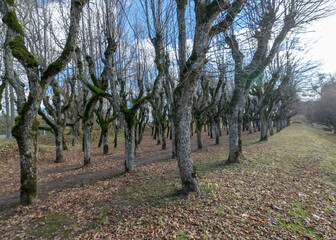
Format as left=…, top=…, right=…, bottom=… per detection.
left=0, top=121, right=336, bottom=239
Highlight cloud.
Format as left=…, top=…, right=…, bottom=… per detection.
left=302, top=14, right=336, bottom=74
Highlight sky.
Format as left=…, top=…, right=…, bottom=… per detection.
left=305, top=14, right=336, bottom=74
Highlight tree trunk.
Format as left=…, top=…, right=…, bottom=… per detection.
left=269, top=118, right=274, bottom=136
left=134, top=124, right=138, bottom=149
left=71, top=126, right=76, bottom=146
left=153, top=125, right=157, bottom=140
left=169, top=122, right=173, bottom=140
left=195, top=119, right=203, bottom=149
left=98, top=131, right=103, bottom=148
left=10, top=86, right=15, bottom=132
left=62, top=135, right=67, bottom=151
left=83, top=120, right=91, bottom=166
left=103, top=130, right=108, bottom=155
left=174, top=91, right=200, bottom=194
left=170, top=119, right=176, bottom=158
left=161, top=124, right=166, bottom=150
left=248, top=117, right=252, bottom=134
left=13, top=117, right=40, bottom=205
left=5, top=84, right=10, bottom=138
left=257, top=120, right=261, bottom=131
left=210, top=122, right=213, bottom=139
left=124, top=124, right=135, bottom=172
left=113, top=120, right=118, bottom=148
left=228, top=112, right=242, bottom=164
left=55, top=128, right=63, bottom=163
left=253, top=119, right=257, bottom=132
left=76, top=122, right=81, bottom=136
left=139, top=122, right=144, bottom=144
left=224, top=120, right=229, bottom=135
left=213, top=118, right=219, bottom=145
left=156, top=124, right=161, bottom=145
left=260, top=107, right=268, bottom=141
left=277, top=119, right=281, bottom=132
left=190, top=121, right=193, bottom=137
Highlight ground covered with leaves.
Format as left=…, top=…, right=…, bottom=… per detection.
left=0, top=122, right=335, bottom=239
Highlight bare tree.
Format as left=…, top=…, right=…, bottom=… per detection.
left=0, top=0, right=87, bottom=205
left=173, top=0, right=245, bottom=194
left=225, top=0, right=331, bottom=163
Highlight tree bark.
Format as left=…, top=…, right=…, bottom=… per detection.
left=170, top=119, right=176, bottom=158
left=103, top=130, right=108, bottom=155
left=113, top=120, right=118, bottom=148
left=55, top=128, right=63, bottom=163
left=253, top=119, right=257, bottom=132
left=83, top=120, right=91, bottom=166
left=210, top=122, right=213, bottom=139
left=228, top=112, right=242, bottom=163
left=269, top=118, right=274, bottom=136
left=5, top=84, right=10, bottom=138
left=260, top=106, right=268, bottom=141
left=161, top=124, right=166, bottom=150
left=195, top=119, right=203, bottom=149
left=124, top=124, right=135, bottom=172
left=213, top=118, right=220, bottom=145
left=276, top=119, right=281, bottom=132
left=248, top=117, right=252, bottom=134
left=10, top=86, right=15, bottom=131
left=13, top=117, right=39, bottom=205
left=156, top=124, right=161, bottom=145
left=174, top=90, right=200, bottom=194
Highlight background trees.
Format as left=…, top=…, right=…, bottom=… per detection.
left=311, top=77, right=336, bottom=133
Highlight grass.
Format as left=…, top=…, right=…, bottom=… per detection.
left=1, top=123, right=336, bottom=239
left=23, top=214, right=71, bottom=239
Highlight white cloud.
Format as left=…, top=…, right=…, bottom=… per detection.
left=303, top=14, right=336, bottom=74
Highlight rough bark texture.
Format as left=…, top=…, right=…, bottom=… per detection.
left=55, top=129, right=63, bottom=163
left=83, top=120, right=91, bottom=166
left=228, top=113, right=242, bottom=163
left=269, top=118, right=274, bottom=136
left=227, top=83, right=246, bottom=163
left=260, top=106, right=268, bottom=141
left=195, top=119, right=203, bottom=149
left=213, top=118, right=220, bottom=145
left=124, top=124, right=135, bottom=173
left=174, top=90, right=200, bottom=193
left=5, top=84, right=10, bottom=138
